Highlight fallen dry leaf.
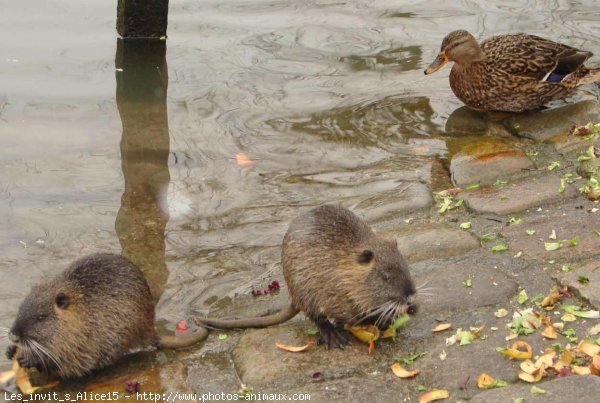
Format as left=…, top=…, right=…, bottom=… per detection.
left=589, top=323, right=600, bottom=336
left=495, top=308, right=508, bottom=318
left=476, top=373, right=495, bottom=389
left=500, top=341, right=533, bottom=360
left=590, top=354, right=600, bottom=376
left=572, top=365, right=591, bottom=375
left=418, top=389, right=450, bottom=402
left=561, top=313, right=576, bottom=322
left=432, top=323, right=452, bottom=332
left=577, top=341, right=600, bottom=357
left=391, top=363, right=420, bottom=379
left=541, top=325, right=558, bottom=339
left=541, top=288, right=564, bottom=310
left=275, top=340, right=314, bottom=352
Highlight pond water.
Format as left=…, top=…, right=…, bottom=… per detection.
left=1, top=0, right=600, bottom=375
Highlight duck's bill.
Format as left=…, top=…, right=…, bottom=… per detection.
left=424, top=52, right=448, bottom=75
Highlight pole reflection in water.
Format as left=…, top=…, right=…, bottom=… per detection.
left=115, top=38, right=170, bottom=300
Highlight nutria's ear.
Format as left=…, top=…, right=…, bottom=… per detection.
left=357, top=250, right=374, bottom=264
left=55, top=292, right=70, bottom=309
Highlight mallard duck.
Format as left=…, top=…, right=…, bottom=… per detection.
left=424, top=30, right=600, bottom=112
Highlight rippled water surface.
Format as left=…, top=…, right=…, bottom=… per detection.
left=1, top=0, right=600, bottom=373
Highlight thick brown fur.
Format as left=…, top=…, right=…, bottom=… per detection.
left=429, top=30, right=600, bottom=112
left=6, top=253, right=207, bottom=379
left=199, top=205, right=416, bottom=348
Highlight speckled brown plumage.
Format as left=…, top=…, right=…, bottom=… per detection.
left=427, top=30, right=600, bottom=112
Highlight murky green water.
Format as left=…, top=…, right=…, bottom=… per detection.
left=1, top=0, right=600, bottom=378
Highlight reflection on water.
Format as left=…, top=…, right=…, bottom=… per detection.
left=1, top=0, right=600, bottom=378
left=115, top=39, right=170, bottom=300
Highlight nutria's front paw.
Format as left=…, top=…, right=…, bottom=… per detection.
left=5, top=344, right=17, bottom=360
left=15, top=351, right=37, bottom=369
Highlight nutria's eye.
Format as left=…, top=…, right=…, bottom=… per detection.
left=37, top=314, right=47, bottom=321
left=357, top=250, right=374, bottom=264
left=55, top=292, right=70, bottom=309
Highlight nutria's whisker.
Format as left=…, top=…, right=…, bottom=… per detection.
left=0, top=327, right=9, bottom=334
left=31, top=339, right=63, bottom=378
left=349, top=300, right=391, bottom=324
left=416, top=280, right=431, bottom=290
left=28, top=340, right=48, bottom=374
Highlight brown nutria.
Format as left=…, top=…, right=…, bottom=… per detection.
left=5, top=253, right=207, bottom=379
left=199, top=204, right=417, bottom=348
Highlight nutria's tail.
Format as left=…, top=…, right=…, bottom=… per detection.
left=157, top=327, right=209, bottom=349
left=197, top=304, right=299, bottom=329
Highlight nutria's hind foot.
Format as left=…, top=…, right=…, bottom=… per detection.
left=315, top=317, right=351, bottom=349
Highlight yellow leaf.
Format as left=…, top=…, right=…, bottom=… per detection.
left=391, top=363, right=420, bottom=379
left=572, top=365, right=591, bottom=375
left=347, top=324, right=380, bottom=343
left=275, top=340, right=314, bottom=352
left=432, top=323, right=452, bottom=332
left=418, top=389, right=450, bottom=402
left=476, top=373, right=495, bottom=389
left=541, top=325, right=557, bottom=339
left=499, top=341, right=533, bottom=360
left=578, top=341, right=600, bottom=357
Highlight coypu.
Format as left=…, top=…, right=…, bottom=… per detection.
left=5, top=253, right=207, bottom=379
left=200, top=204, right=417, bottom=348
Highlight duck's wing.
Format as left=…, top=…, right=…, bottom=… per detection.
left=481, top=34, right=592, bottom=83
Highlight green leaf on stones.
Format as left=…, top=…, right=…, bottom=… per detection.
left=577, top=276, right=590, bottom=284
left=481, top=233, right=496, bottom=242
left=525, top=150, right=538, bottom=157
left=457, top=330, right=473, bottom=346
left=561, top=265, right=575, bottom=272
left=393, top=351, right=426, bottom=365
left=517, top=290, right=529, bottom=305
left=526, top=229, right=536, bottom=236
left=494, top=179, right=508, bottom=187
left=416, top=385, right=428, bottom=392
left=390, top=314, right=410, bottom=341
left=561, top=305, right=599, bottom=318
left=567, top=236, right=580, bottom=246
left=466, top=184, right=480, bottom=190
left=484, top=379, right=508, bottom=389
left=514, top=398, right=525, bottom=403
left=545, top=242, right=561, bottom=251
left=218, top=333, right=228, bottom=340
left=562, top=328, right=578, bottom=343
left=547, top=161, right=561, bottom=171
left=508, top=217, right=522, bottom=226
left=595, top=230, right=600, bottom=237
left=491, top=243, right=508, bottom=252
left=305, top=326, right=320, bottom=336
left=460, top=222, right=472, bottom=230
left=463, top=278, right=473, bottom=287
left=531, top=294, right=544, bottom=306
left=531, top=386, right=546, bottom=394
left=577, top=146, right=598, bottom=162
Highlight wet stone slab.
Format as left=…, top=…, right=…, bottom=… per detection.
left=231, top=323, right=379, bottom=389
left=553, top=260, right=600, bottom=309
left=446, top=135, right=534, bottom=188
left=351, top=182, right=433, bottom=222
left=505, top=100, right=600, bottom=141
left=501, top=207, right=600, bottom=263
left=416, top=328, right=519, bottom=400
left=411, top=260, right=519, bottom=316
left=470, top=373, right=600, bottom=403
left=461, top=174, right=578, bottom=215
left=380, top=224, right=480, bottom=263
